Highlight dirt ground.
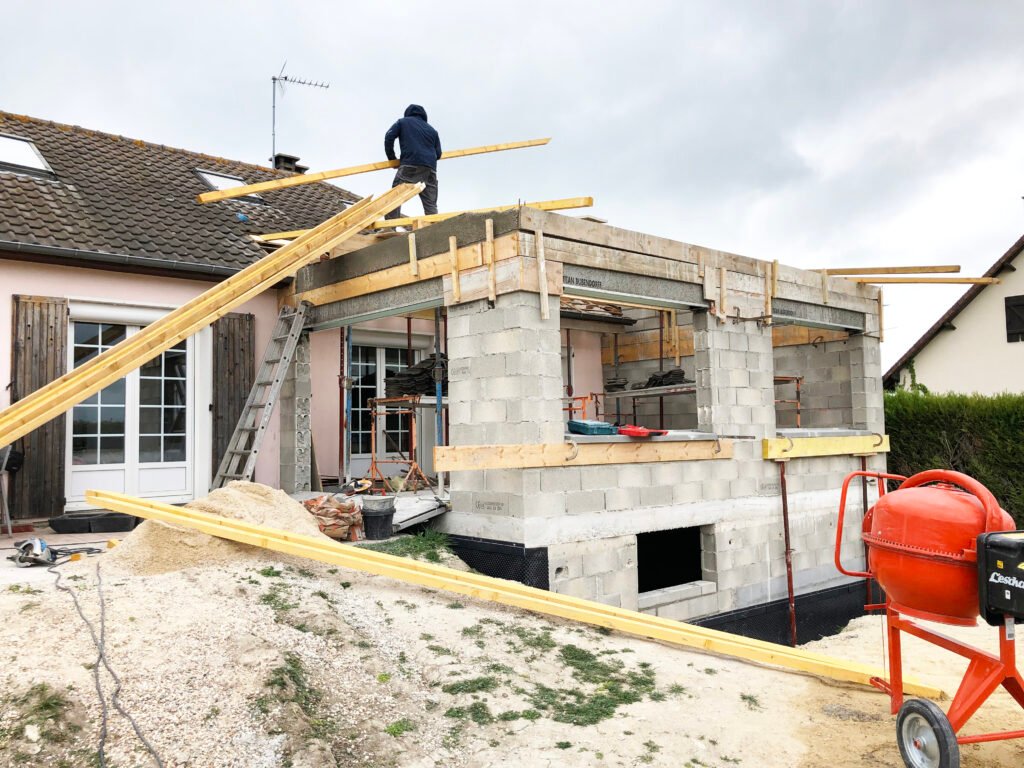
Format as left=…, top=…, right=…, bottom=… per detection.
left=0, top=483, right=1022, bottom=767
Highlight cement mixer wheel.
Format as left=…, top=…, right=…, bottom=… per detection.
left=896, top=699, right=960, bottom=768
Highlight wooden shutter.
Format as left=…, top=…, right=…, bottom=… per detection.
left=211, top=313, right=255, bottom=475
left=10, top=295, right=68, bottom=519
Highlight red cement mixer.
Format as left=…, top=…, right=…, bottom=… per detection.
left=835, top=469, right=1024, bottom=768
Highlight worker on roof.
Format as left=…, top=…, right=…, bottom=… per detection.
left=384, top=104, right=442, bottom=222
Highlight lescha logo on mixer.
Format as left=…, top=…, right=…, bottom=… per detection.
left=989, top=571, right=1024, bottom=590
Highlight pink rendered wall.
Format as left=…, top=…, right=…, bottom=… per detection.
left=0, top=258, right=282, bottom=486
left=562, top=329, right=605, bottom=419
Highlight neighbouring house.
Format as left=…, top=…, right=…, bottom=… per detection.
left=0, top=111, right=404, bottom=519
left=884, top=233, right=1024, bottom=393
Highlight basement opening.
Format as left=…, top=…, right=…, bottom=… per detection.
left=637, top=525, right=703, bottom=593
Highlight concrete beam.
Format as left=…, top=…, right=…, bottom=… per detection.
left=772, top=298, right=865, bottom=332
left=295, top=209, right=522, bottom=293
left=563, top=264, right=706, bottom=309
left=305, top=279, right=444, bottom=330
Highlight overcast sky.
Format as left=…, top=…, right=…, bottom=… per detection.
left=3, top=1, right=1023, bottom=368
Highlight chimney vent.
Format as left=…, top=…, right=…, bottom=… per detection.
left=272, top=153, right=308, bottom=174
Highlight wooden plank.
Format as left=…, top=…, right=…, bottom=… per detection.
left=536, top=229, right=550, bottom=320
left=816, top=265, right=961, bottom=276
left=485, top=219, right=497, bottom=302
left=197, top=138, right=552, bottom=203
left=845, top=277, right=998, bottom=285
left=85, top=489, right=943, bottom=697
left=522, top=233, right=700, bottom=284
left=878, top=287, right=885, bottom=343
left=0, top=184, right=424, bottom=451
left=771, top=326, right=849, bottom=348
left=251, top=229, right=307, bottom=243
left=762, top=435, right=890, bottom=460
left=448, top=236, right=461, bottom=303
left=369, top=197, right=593, bottom=231
left=719, top=266, right=728, bottom=316
left=408, top=232, right=418, bottom=276
left=447, top=257, right=562, bottom=306
left=435, top=439, right=732, bottom=471
left=295, top=233, right=517, bottom=306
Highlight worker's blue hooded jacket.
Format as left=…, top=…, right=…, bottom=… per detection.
left=384, top=105, right=442, bottom=170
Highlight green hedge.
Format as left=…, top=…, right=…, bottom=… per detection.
left=885, top=390, right=1024, bottom=524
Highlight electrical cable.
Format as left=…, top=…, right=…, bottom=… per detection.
left=50, top=559, right=164, bottom=768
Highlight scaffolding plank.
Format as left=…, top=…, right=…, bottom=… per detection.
left=435, top=439, right=732, bottom=471
left=197, top=138, right=552, bottom=203
left=0, top=184, right=423, bottom=451
left=85, top=489, right=943, bottom=698
left=762, top=435, right=890, bottom=460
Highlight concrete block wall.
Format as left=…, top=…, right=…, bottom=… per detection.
left=848, top=334, right=884, bottom=432
left=279, top=333, right=312, bottom=493
left=548, top=534, right=639, bottom=610
left=694, top=298, right=776, bottom=438
left=773, top=339, right=853, bottom=428
left=440, top=291, right=564, bottom=542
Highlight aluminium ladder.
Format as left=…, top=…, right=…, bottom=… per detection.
left=213, top=303, right=308, bottom=488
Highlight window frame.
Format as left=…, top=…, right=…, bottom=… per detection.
left=194, top=168, right=264, bottom=203
left=1005, top=295, right=1024, bottom=343
left=0, top=133, right=56, bottom=178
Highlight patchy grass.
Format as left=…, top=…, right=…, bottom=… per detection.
left=555, top=741, right=572, bottom=750
left=427, top=645, right=454, bottom=656
left=259, top=585, right=297, bottom=614
left=640, top=740, right=661, bottom=764
left=257, top=566, right=282, bottom=578
left=360, top=531, right=450, bottom=562
left=446, top=601, right=465, bottom=610
left=441, top=676, right=498, bottom=695
left=261, top=653, right=337, bottom=740
left=525, top=644, right=658, bottom=726
left=377, top=673, right=392, bottom=684
left=6, top=584, right=42, bottom=595
left=741, top=693, right=762, bottom=710
left=445, top=702, right=494, bottom=726
left=384, top=718, right=416, bottom=737
left=420, top=633, right=435, bottom=641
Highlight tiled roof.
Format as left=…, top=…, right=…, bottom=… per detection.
left=0, top=111, right=360, bottom=274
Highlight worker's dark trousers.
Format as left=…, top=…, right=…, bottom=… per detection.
left=385, top=164, right=439, bottom=219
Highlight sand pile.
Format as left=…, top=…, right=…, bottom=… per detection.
left=106, top=481, right=330, bottom=575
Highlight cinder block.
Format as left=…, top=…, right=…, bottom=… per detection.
left=605, top=487, right=640, bottom=511
left=639, top=485, right=673, bottom=508
left=540, top=468, right=582, bottom=493
left=617, top=465, right=652, bottom=488
left=601, top=567, right=638, bottom=597
left=566, top=490, right=606, bottom=515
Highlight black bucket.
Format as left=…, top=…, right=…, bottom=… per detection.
left=362, top=496, right=396, bottom=540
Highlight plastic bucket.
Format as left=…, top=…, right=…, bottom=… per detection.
left=361, top=495, right=396, bottom=540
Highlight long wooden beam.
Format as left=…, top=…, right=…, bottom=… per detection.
left=197, top=138, right=551, bottom=203
left=257, top=197, right=594, bottom=241
left=0, top=184, right=424, bottom=451
left=85, top=489, right=943, bottom=698
left=369, top=197, right=593, bottom=230
left=762, top=435, right=890, bottom=460
left=435, top=439, right=733, bottom=472
left=817, top=265, right=960, bottom=276
left=846, top=277, right=997, bottom=285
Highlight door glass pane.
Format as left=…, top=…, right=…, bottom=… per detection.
left=382, top=348, right=411, bottom=453
left=71, top=322, right=127, bottom=466
left=139, top=340, right=188, bottom=463
left=350, top=345, right=376, bottom=456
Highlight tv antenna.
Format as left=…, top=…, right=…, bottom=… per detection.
left=270, top=62, right=329, bottom=164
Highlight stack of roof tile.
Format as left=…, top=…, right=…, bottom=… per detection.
left=384, top=354, right=448, bottom=398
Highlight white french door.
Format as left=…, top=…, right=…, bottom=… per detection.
left=349, top=345, right=412, bottom=477
left=66, top=321, right=195, bottom=509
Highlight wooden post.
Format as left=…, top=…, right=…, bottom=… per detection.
left=408, top=232, right=418, bottom=276
left=536, top=229, right=550, bottom=320
left=672, top=310, right=681, bottom=367
left=485, top=218, right=497, bottom=302
left=448, top=235, right=461, bottom=303
left=821, top=270, right=830, bottom=304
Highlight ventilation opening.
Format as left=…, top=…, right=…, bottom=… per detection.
left=637, top=526, right=703, bottom=593
left=273, top=153, right=308, bottom=174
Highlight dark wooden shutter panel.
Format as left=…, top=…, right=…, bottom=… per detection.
left=211, top=313, right=255, bottom=475
left=10, top=295, right=68, bottom=519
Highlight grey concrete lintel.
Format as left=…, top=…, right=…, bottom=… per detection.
left=563, top=264, right=706, bottom=310
left=306, top=278, right=444, bottom=330
left=772, top=298, right=865, bottom=332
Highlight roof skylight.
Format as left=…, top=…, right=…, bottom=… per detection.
left=195, top=169, right=262, bottom=202
left=0, top=134, right=54, bottom=176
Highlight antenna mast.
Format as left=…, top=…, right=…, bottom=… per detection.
left=271, top=62, right=329, bottom=165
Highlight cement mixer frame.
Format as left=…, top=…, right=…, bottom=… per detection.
left=836, top=469, right=1024, bottom=768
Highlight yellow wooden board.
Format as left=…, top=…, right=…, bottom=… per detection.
left=435, top=439, right=733, bottom=472
left=85, top=489, right=943, bottom=698
left=762, top=434, right=890, bottom=460
left=0, top=183, right=424, bottom=451
left=293, top=234, right=518, bottom=306
left=818, top=265, right=960, bottom=276
left=197, top=138, right=551, bottom=203
left=847, top=277, right=997, bottom=285
left=369, top=197, right=593, bottom=230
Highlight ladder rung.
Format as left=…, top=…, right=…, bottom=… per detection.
left=219, top=473, right=244, bottom=480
